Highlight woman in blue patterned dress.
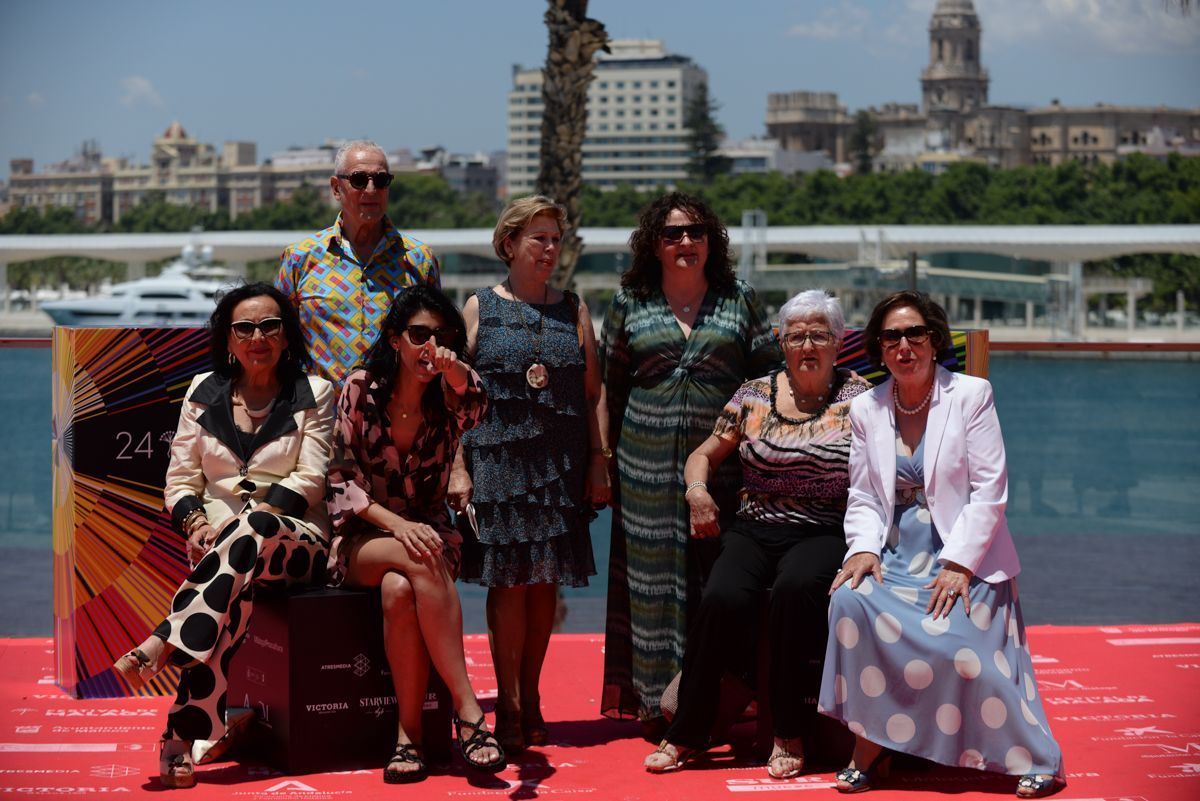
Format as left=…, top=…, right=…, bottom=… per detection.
left=822, top=291, right=1064, bottom=797
left=452, top=196, right=607, bottom=754
left=601, top=192, right=781, bottom=733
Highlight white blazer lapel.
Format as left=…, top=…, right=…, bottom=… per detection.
left=874, top=381, right=897, bottom=513
left=923, top=366, right=953, bottom=493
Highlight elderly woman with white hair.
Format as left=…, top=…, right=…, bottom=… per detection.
left=644, top=289, right=871, bottom=779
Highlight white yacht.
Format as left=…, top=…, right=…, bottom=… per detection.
left=40, top=245, right=238, bottom=327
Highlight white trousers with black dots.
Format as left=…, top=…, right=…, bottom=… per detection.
left=151, top=510, right=327, bottom=743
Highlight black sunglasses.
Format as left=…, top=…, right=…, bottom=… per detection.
left=878, top=325, right=932, bottom=347
left=403, top=324, right=458, bottom=346
left=231, top=317, right=284, bottom=340
left=337, top=171, right=393, bottom=190
left=661, top=224, right=707, bottom=244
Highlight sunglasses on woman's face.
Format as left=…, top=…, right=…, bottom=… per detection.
left=403, top=324, right=458, bottom=346
left=337, top=171, right=393, bottom=190
left=230, top=318, right=284, bottom=340
left=660, top=224, right=707, bottom=244
left=878, top=325, right=932, bottom=348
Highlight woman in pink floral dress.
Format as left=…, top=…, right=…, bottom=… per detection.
left=326, top=285, right=504, bottom=783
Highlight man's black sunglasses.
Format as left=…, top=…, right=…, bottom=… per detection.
left=661, top=223, right=707, bottom=244
left=337, top=171, right=393, bottom=190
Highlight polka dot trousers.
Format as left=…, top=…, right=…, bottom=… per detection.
left=152, top=510, right=327, bottom=743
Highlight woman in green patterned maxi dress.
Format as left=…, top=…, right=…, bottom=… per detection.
left=600, top=192, right=782, bottom=732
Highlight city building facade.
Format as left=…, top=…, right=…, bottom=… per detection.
left=9, top=129, right=443, bottom=224
left=506, top=38, right=705, bottom=195
left=770, top=0, right=1199, bottom=172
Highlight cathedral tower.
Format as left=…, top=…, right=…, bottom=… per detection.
left=920, top=0, right=989, bottom=141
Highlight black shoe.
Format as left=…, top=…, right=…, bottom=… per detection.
left=835, top=748, right=892, bottom=793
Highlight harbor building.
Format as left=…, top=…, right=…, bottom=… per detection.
left=506, top=38, right=706, bottom=195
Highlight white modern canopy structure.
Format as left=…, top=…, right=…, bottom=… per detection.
left=2, top=225, right=1198, bottom=264
left=2, top=225, right=1198, bottom=337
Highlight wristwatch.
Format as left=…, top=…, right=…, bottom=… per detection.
left=592, top=447, right=613, bottom=460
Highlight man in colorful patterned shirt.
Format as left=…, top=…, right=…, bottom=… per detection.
left=276, top=139, right=441, bottom=388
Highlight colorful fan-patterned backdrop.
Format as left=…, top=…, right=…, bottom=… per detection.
left=53, top=327, right=209, bottom=698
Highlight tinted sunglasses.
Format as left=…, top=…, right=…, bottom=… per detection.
left=661, top=224, right=707, bottom=244
left=337, top=171, right=393, bottom=190
left=403, top=324, right=458, bottom=346
left=878, top=325, right=932, bottom=347
left=231, top=317, right=284, bottom=340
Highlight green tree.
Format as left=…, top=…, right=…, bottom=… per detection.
left=232, top=183, right=331, bottom=231
left=684, top=81, right=731, bottom=184
left=112, top=191, right=228, bottom=233
left=848, top=110, right=878, bottom=175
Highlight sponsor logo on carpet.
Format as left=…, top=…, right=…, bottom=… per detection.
left=1039, top=679, right=1118, bottom=691
left=726, top=776, right=833, bottom=792
left=89, top=765, right=140, bottom=778
left=1054, top=713, right=1177, bottom=722
left=1147, top=762, right=1200, bottom=778
left=50, top=726, right=156, bottom=734
left=1126, top=741, right=1200, bottom=759
left=1043, top=694, right=1154, bottom=706
left=228, top=778, right=355, bottom=798
left=44, top=709, right=157, bottom=717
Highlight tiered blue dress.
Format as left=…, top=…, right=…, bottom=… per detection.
left=459, top=287, right=595, bottom=587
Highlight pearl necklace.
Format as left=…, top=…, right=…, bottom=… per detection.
left=786, top=375, right=834, bottom=405
left=894, top=380, right=934, bottom=416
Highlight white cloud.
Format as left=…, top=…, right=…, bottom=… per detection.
left=975, top=0, right=1199, bottom=54
left=27, top=92, right=46, bottom=107
left=119, top=75, right=164, bottom=109
left=788, top=3, right=872, bottom=40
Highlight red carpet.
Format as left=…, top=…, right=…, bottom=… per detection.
left=1, top=625, right=1198, bottom=800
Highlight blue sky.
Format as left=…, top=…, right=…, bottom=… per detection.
left=1, top=0, right=1197, bottom=181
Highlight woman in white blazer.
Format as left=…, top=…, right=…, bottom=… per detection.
left=111, top=283, right=334, bottom=789
left=820, top=292, right=1064, bottom=798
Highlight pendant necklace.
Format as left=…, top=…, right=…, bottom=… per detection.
left=505, top=279, right=550, bottom=390
left=672, top=286, right=707, bottom=315
left=234, top=392, right=275, bottom=419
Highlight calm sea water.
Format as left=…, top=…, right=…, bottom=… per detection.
left=2, top=348, right=1196, bottom=634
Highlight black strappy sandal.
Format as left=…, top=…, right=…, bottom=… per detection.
left=383, top=742, right=426, bottom=784
left=452, top=713, right=507, bottom=773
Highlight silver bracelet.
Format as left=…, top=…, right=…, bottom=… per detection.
left=684, top=480, right=707, bottom=497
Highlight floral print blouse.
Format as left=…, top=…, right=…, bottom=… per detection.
left=325, top=367, right=487, bottom=585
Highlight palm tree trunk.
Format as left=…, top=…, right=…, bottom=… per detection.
left=537, top=0, right=609, bottom=290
